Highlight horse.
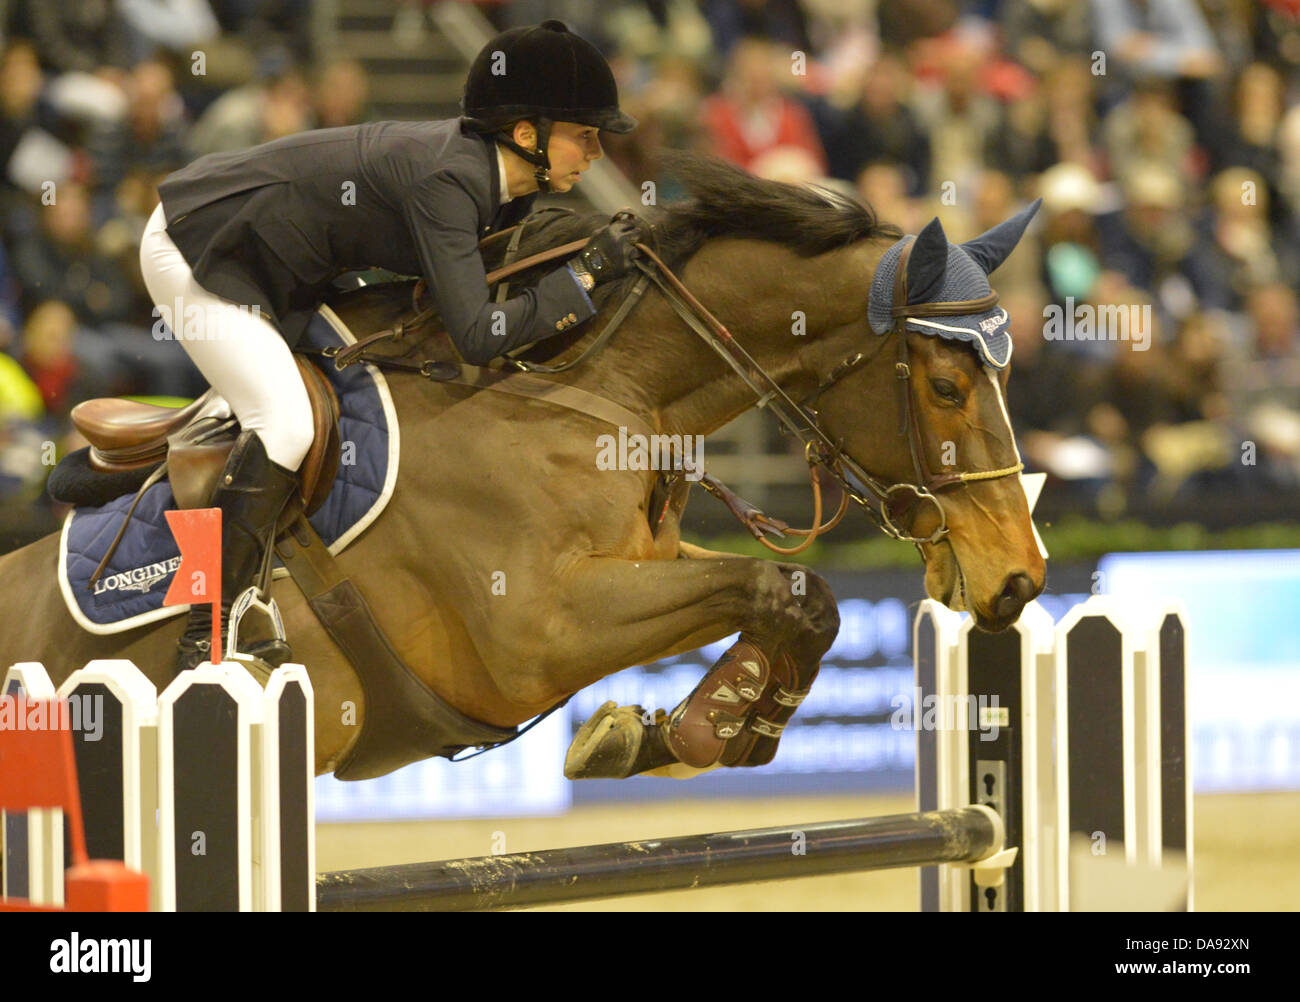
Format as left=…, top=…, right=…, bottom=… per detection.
left=0, top=152, right=1045, bottom=779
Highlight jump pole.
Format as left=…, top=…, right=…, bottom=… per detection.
left=316, top=805, right=1008, bottom=912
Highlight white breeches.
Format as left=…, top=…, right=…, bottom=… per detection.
left=138, top=203, right=314, bottom=471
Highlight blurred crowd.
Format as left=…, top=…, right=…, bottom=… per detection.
left=0, top=0, right=365, bottom=520
left=0, top=0, right=1298, bottom=535
left=572, top=0, right=1300, bottom=515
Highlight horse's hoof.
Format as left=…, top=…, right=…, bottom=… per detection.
left=227, top=653, right=275, bottom=688
left=565, top=701, right=657, bottom=779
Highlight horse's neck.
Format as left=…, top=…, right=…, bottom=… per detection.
left=566, top=240, right=881, bottom=439
left=358, top=239, right=882, bottom=440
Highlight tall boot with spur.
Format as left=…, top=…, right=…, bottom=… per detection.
left=174, top=429, right=300, bottom=677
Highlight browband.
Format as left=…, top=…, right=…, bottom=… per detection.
left=891, top=239, right=999, bottom=320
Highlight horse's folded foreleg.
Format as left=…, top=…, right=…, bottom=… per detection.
left=553, top=543, right=839, bottom=778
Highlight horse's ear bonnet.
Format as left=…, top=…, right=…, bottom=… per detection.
left=868, top=199, right=1041, bottom=370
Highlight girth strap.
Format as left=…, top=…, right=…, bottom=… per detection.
left=273, top=513, right=559, bottom=778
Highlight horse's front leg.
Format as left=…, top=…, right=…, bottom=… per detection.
left=663, top=542, right=838, bottom=771
left=546, top=546, right=839, bottom=779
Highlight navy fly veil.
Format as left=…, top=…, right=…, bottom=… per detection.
left=868, top=199, right=1041, bottom=369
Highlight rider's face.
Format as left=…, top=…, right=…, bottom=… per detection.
left=516, top=120, right=603, bottom=192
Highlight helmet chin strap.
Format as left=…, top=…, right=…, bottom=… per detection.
left=494, top=116, right=553, bottom=194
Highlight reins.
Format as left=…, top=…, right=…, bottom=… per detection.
left=318, top=216, right=1024, bottom=553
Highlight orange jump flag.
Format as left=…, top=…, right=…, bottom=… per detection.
left=163, top=508, right=222, bottom=665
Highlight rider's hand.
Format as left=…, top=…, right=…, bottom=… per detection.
left=576, top=211, right=647, bottom=285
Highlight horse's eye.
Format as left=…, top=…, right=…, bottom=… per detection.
left=931, top=379, right=962, bottom=403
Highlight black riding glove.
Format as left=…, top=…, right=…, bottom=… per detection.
left=573, top=211, right=647, bottom=286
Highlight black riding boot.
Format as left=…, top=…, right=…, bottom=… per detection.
left=174, top=430, right=300, bottom=676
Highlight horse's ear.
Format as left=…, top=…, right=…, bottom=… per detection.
left=961, top=198, right=1042, bottom=275
left=905, top=217, right=948, bottom=304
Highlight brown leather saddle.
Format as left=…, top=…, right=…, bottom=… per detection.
left=71, top=355, right=342, bottom=517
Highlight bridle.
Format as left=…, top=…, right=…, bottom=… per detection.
left=630, top=236, right=1023, bottom=550
left=321, top=221, right=1024, bottom=552
left=791, top=237, right=1024, bottom=547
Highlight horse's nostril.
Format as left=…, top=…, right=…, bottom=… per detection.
left=1004, top=572, right=1032, bottom=600
left=994, top=572, right=1036, bottom=619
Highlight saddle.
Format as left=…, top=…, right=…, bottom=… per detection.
left=71, top=355, right=342, bottom=517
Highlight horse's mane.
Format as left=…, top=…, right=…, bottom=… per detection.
left=484, top=150, right=901, bottom=309
left=329, top=152, right=900, bottom=360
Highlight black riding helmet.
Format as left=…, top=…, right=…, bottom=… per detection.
left=461, top=19, right=637, bottom=192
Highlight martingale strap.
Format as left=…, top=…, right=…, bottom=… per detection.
left=443, top=366, right=656, bottom=442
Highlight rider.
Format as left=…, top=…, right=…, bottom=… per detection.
left=140, top=20, right=644, bottom=675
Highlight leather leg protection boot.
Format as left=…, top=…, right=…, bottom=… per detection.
left=175, top=430, right=300, bottom=676
left=723, top=652, right=812, bottom=768
left=664, top=639, right=770, bottom=769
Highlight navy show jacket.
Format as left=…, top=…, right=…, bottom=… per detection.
left=158, top=118, right=596, bottom=360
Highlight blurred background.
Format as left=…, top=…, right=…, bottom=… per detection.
left=0, top=0, right=1296, bottom=908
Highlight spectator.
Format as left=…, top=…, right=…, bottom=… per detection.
left=704, top=0, right=812, bottom=59
left=855, top=161, right=922, bottom=233
left=186, top=47, right=311, bottom=155
left=1039, top=57, right=1102, bottom=170
left=313, top=58, right=371, bottom=130
left=1000, top=0, right=1094, bottom=76
left=1090, top=0, right=1223, bottom=83
left=0, top=352, right=43, bottom=422
left=1221, top=286, right=1300, bottom=486
left=1278, top=100, right=1300, bottom=262
left=1208, top=62, right=1287, bottom=192
left=0, top=305, right=42, bottom=422
left=1095, top=163, right=1198, bottom=317
left=1005, top=282, right=1119, bottom=493
left=876, top=0, right=959, bottom=49
left=1035, top=163, right=1109, bottom=332
left=1223, top=283, right=1300, bottom=413
left=603, top=0, right=714, bottom=67
left=824, top=52, right=930, bottom=196
left=25, top=0, right=132, bottom=75
left=85, top=59, right=188, bottom=195
left=1165, top=311, right=1230, bottom=423
left=1003, top=285, right=1087, bottom=436
left=700, top=38, right=827, bottom=175
left=1091, top=0, right=1226, bottom=145
left=985, top=85, right=1056, bottom=181
left=0, top=41, right=50, bottom=195
left=1184, top=168, right=1282, bottom=312
left=19, top=300, right=107, bottom=417
left=9, top=182, right=135, bottom=326
left=911, top=40, right=1001, bottom=196
left=117, top=0, right=221, bottom=64
left=1101, top=79, right=1195, bottom=188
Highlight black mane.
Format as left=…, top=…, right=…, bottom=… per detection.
left=327, top=153, right=903, bottom=365
left=484, top=151, right=900, bottom=308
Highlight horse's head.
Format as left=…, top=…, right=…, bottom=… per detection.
left=811, top=201, right=1046, bottom=631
